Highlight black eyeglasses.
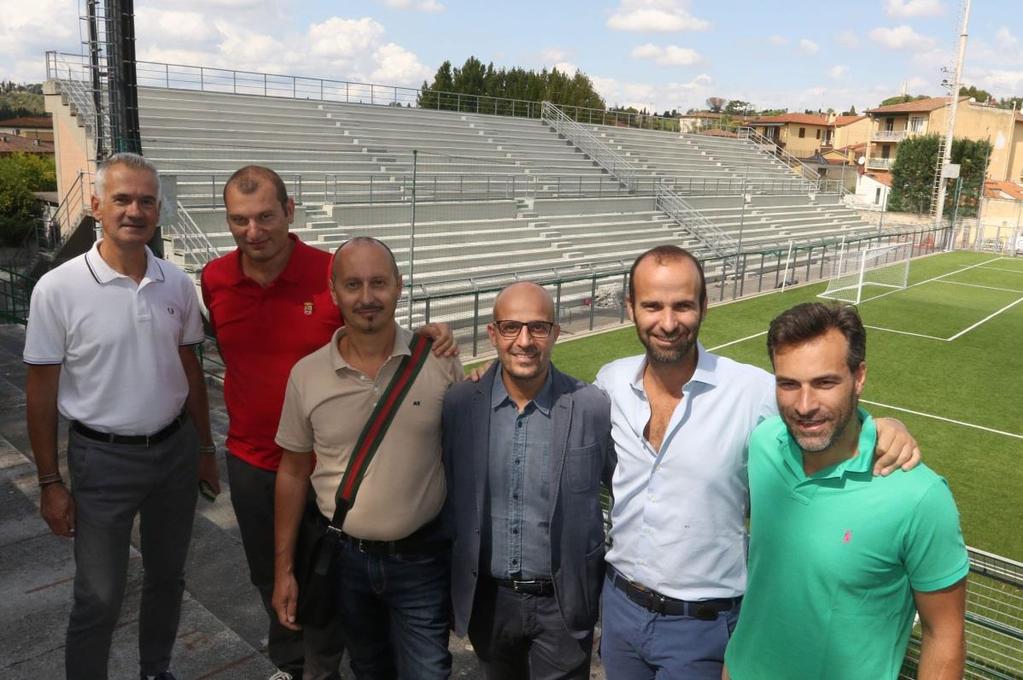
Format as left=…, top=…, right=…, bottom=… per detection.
left=492, top=320, right=556, bottom=338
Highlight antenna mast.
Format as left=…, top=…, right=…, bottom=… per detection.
left=933, top=0, right=971, bottom=229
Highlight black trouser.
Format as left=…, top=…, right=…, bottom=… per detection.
left=468, top=578, right=593, bottom=680
left=226, top=453, right=344, bottom=680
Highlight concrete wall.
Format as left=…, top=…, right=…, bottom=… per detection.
left=779, top=123, right=829, bottom=159
left=981, top=197, right=1023, bottom=227
left=43, top=80, right=94, bottom=208
left=833, top=117, right=870, bottom=150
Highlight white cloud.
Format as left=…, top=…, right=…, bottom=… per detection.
left=884, top=0, right=943, bottom=18
left=378, top=0, right=445, bottom=12
left=135, top=8, right=222, bottom=45
left=768, top=35, right=789, bottom=46
left=630, top=44, right=703, bottom=66
left=308, top=17, right=387, bottom=60
left=799, top=39, right=820, bottom=55
left=539, top=48, right=571, bottom=63
left=607, top=0, right=710, bottom=33
left=370, top=43, right=432, bottom=84
left=837, top=30, right=859, bottom=48
left=995, top=27, right=1019, bottom=51
left=830, top=65, right=848, bottom=79
left=869, top=25, right=936, bottom=51
left=0, top=0, right=78, bottom=81
left=552, top=62, right=580, bottom=76
left=591, top=72, right=713, bottom=113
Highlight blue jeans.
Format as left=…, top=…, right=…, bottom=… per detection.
left=599, top=574, right=741, bottom=680
left=334, top=525, right=451, bottom=680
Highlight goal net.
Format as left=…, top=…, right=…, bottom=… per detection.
left=820, top=242, right=911, bottom=304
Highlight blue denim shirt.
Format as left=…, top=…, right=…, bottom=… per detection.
left=483, top=369, right=554, bottom=579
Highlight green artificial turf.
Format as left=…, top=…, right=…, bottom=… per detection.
left=537, top=250, right=1023, bottom=561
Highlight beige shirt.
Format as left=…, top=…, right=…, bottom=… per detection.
left=276, top=324, right=462, bottom=540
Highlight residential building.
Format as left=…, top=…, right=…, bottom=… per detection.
left=0, top=115, right=54, bottom=143
left=748, top=113, right=831, bottom=159
left=863, top=97, right=1022, bottom=182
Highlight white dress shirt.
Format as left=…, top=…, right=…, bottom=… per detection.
left=594, top=343, right=776, bottom=600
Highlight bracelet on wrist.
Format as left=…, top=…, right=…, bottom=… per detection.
left=198, top=445, right=217, bottom=455
left=38, top=472, right=63, bottom=488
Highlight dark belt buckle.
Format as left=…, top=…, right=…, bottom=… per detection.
left=693, top=604, right=718, bottom=621
left=647, top=592, right=668, bottom=615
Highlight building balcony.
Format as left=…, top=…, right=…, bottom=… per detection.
left=872, top=130, right=907, bottom=142
left=866, top=157, right=893, bottom=170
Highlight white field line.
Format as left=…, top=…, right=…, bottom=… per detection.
left=933, top=279, right=1023, bottom=294
left=856, top=256, right=1004, bottom=305
left=946, top=296, right=1023, bottom=341
left=861, top=399, right=1023, bottom=441
left=863, top=324, right=949, bottom=341
left=977, top=266, right=1023, bottom=276
left=709, top=331, right=766, bottom=352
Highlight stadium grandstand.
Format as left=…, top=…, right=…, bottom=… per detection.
left=32, top=52, right=906, bottom=344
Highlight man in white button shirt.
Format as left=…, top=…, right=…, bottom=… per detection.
left=594, top=245, right=920, bottom=679
left=23, top=153, right=218, bottom=680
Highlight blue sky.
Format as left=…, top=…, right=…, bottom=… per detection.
left=2, top=0, right=1021, bottom=113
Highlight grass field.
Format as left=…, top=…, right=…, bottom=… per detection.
left=545, top=250, right=1023, bottom=562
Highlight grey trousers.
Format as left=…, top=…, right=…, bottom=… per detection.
left=226, top=452, right=344, bottom=680
left=468, top=579, right=593, bottom=680
left=65, top=421, right=199, bottom=680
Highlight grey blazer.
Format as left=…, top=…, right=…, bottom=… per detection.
left=442, top=363, right=614, bottom=640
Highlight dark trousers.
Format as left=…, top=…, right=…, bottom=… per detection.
left=64, top=422, right=198, bottom=680
left=599, top=575, right=741, bottom=680
left=226, top=453, right=344, bottom=680
left=468, top=579, right=593, bottom=680
left=334, top=522, right=452, bottom=680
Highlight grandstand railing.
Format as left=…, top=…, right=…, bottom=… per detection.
left=47, top=171, right=93, bottom=250
left=735, top=126, right=821, bottom=187
left=164, top=201, right=217, bottom=271
left=540, top=101, right=640, bottom=191
left=655, top=181, right=738, bottom=260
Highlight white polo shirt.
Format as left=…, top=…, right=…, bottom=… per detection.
left=23, top=241, right=204, bottom=435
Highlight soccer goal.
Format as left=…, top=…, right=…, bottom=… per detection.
left=819, top=242, right=912, bottom=304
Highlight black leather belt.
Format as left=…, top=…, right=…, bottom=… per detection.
left=608, top=567, right=740, bottom=620
left=491, top=577, right=555, bottom=596
left=340, top=518, right=448, bottom=557
left=71, top=413, right=186, bottom=447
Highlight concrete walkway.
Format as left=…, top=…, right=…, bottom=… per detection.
left=0, top=323, right=603, bottom=679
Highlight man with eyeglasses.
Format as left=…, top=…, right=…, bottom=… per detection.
left=443, top=281, right=614, bottom=679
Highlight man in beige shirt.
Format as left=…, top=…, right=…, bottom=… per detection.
left=272, top=237, right=462, bottom=680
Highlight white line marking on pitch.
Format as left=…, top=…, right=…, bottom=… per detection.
left=861, top=399, right=1023, bottom=441
left=709, top=331, right=766, bottom=352
left=859, top=256, right=1003, bottom=305
left=933, top=279, right=1023, bottom=294
left=946, top=296, right=1023, bottom=341
left=977, top=266, right=1023, bottom=275
left=863, top=325, right=948, bottom=341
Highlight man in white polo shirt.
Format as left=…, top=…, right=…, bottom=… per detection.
left=24, top=152, right=218, bottom=680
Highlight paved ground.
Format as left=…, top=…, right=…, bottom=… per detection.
left=0, top=323, right=604, bottom=679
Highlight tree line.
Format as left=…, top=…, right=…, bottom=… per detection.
left=417, top=57, right=605, bottom=114
left=887, top=135, right=992, bottom=217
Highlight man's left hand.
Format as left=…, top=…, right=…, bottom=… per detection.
left=198, top=453, right=221, bottom=499
left=873, top=417, right=921, bottom=476
left=418, top=323, right=459, bottom=357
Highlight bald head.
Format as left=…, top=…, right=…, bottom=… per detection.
left=332, top=237, right=401, bottom=283
left=493, top=281, right=555, bottom=322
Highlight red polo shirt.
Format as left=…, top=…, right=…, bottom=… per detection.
left=201, top=235, right=342, bottom=471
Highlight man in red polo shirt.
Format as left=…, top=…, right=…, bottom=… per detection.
left=201, top=166, right=455, bottom=680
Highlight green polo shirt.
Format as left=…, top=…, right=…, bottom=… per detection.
left=725, top=409, right=969, bottom=680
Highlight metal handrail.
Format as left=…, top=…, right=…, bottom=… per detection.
left=541, top=101, right=640, bottom=191
left=164, top=201, right=218, bottom=270
left=44, top=171, right=93, bottom=251
left=737, top=127, right=820, bottom=188
left=655, top=181, right=738, bottom=260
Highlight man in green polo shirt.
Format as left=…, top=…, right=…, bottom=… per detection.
left=724, top=302, right=968, bottom=680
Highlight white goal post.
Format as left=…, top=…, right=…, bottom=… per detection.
left=819, top=242, right=912, bottom=304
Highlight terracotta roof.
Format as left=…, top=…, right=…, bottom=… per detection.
left=0, top=135, right=55, bottom=154
left=836, top=142, right=867, bottom=153
left=750, top=113, right=829, bottom=126
left=833, top=115, right=866, bottom=127
left=0, top=115, right=52, bottom=129
left=984, top=180, right=1023, bottom=200
left=866, top=96, right=963, bottom=114
left=865, top=171, right=893, bottom=187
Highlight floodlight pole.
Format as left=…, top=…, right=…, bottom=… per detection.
left=407, top=149, right=417, bottom=329
left=934, top=0, right=971, bottom=229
